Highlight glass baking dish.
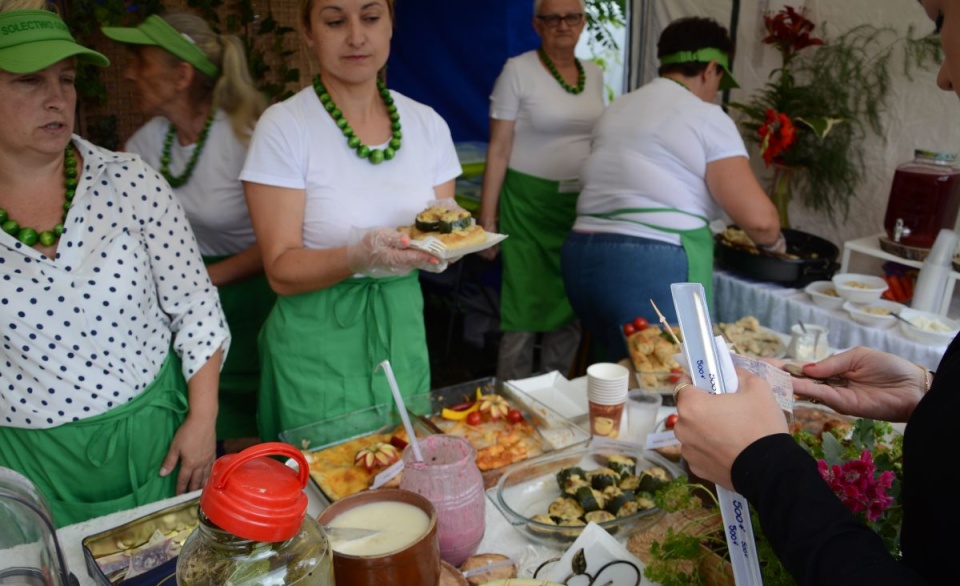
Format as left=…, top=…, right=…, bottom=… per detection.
left=486, top=443, right=682, bottom=546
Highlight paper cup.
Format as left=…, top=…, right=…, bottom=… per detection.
left=588, top=400, right=626, bottom=438
left=625, top=390, right=662, bottom=447
left=586, top=363, right=629, bottom=403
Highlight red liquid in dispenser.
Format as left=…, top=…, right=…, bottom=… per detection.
left=884, top=150, right=960, bottom=249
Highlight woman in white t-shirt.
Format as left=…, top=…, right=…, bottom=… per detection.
left=240, top=0, right=461, bottom=441
left=561, top=17, right=783, bottom=362
left=103, top=12, right=275, bottom=453
left=479, top=0, right=605, bottom=381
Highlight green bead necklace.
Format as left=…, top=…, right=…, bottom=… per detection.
left=160, top=112, right=215, bottom=188
left=0, top=146, right=78, bottom=247
left=312, top=75, right=401, bottom=165
left=538, top=47, right=585, bottom=94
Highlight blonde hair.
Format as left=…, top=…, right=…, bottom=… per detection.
left=0, top=0, right=49, bottom=10
left=299, top=0, right=395, bottom=32
left=160, top=12, right=266, bottom=145
left=0, top=0, right=51, bottom=11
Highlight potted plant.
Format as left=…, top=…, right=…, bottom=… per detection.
left=729, top=5, right=940, bottom=228
left=638, top=418, right=903, bottom=585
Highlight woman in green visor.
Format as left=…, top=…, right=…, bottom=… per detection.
left=240, top=0, right=461, bottom=442
left=0, top=1, right=229, bottom=527
left=561, top=16, right=783, bottom=362
left=102, top=12, right=274, bottom=454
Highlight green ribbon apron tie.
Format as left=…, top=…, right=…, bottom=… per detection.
left=585, top=207, right=715, bottom=304
left=257, top=273, right=429, bottom=442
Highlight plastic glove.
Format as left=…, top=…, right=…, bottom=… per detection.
left=346, top=227, right=443, bottom=277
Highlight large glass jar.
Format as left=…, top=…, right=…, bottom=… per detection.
left=884, top=149, right=960, bottom=248
left=176, top=443, right=334, bottom=586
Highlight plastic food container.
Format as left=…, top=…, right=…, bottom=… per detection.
left=486, top=444, right=681, bottom=546
left=842, top=300, right=906, bottom=328
left=832, top=273, right=888, bottom=303
left=804, top=280, right=845, bottom=310
left=897, top=308, right=960, bottom=345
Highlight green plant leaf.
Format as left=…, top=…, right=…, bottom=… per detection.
left=794, top=116, right=846, bottom=139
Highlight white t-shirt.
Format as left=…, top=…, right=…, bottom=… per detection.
left=490, top=50, right=605, bottom=180
left=573, top=78, right=749, bottom=245
left=0, top=136, right=230, bottom=429
left=240, top=87, right=462, bottom=250
left=125, top=111, right=256, bottom=257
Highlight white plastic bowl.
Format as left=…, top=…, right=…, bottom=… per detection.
left=843, top=300, right=905, bottom=328
left=805, top=280, right=845, bottom=310
left=897, top=308, right=960, bottom=346
left=832, top=273, right=888, bottom=304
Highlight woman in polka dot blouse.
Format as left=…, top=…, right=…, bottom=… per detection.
left=240, top=0, right=462, bottom=442
left=102, top=12, right=275, bottom=454
left=0, top=2, right=230, bottom=527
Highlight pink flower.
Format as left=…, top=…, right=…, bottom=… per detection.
left=818, top=451, right=894, bottom=523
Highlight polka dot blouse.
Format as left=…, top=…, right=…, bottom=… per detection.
left=0, top=136, right=230, bottom=429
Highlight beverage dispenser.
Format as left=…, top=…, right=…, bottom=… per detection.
left=883, top=150, right=960, bottom=250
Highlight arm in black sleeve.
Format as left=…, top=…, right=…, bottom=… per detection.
left=732, top=434, right=926, bottom=585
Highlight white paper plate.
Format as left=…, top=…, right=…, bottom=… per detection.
left=410, top=231, right=508, bottom=260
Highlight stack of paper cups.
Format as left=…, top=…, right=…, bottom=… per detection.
left=586, top=363, right=629, bottom=438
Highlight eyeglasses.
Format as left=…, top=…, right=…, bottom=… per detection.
left=536, top=13, right=585, bottom=28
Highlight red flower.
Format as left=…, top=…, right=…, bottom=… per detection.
left=757, top=109, right=797, bottom=166
left=818, top=451, right=895, bottom=523
left=763, top=5, right=824, bottom=61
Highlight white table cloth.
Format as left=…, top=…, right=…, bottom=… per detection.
left=713, top=270, right=949, bottom=371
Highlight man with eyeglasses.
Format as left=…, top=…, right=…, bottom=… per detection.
left=479, top=0, right=605, bottom=381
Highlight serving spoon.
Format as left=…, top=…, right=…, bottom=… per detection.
left=322, top=525, right=380, bottom=541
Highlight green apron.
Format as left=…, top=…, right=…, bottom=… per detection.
left=500, top=168, right=579, bottom=331
left=203, top=256, right=276, bottom=440
left=257, top=273, right=430, bottom=442
left=0, top=352, right=187, bottom=527
left=585, top=207, right=716, bottom=305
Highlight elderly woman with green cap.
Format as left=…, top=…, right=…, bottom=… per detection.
left=0, top=1, right=229, bottom=526
left=560, top=16, right=783, bottom=363
left=101, top=12, right=272, bottom=455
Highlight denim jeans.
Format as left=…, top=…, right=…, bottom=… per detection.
left=561, top=231, right=687, bottom=363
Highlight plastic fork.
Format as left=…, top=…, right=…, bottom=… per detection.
left=408, top=236, right=447, bottom=257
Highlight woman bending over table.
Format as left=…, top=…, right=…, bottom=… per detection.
left=102, top=11, right=274, bottom=453
left=0, top=1, right=228, bottom=526
left=479, top=0, right=605, bottom=380
left=561, top=17, right=782, bottom=363
left=676, top=5, right=960, bottom=582
left=241, top=0, right=461, bottom=442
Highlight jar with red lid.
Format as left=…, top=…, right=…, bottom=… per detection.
left=176, top=443, right=334, bottom=586
left=884, top=149, right=960, bottom=248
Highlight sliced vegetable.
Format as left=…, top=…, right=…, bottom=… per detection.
left=354, top=442, right=400, bottom=472
left=414, top=207, right=474, bottom=233
left=466, top=410, right=483, bottom=426
left=575, top=486, right=604, bottom=513
left=478, top=393, right=510, bottom=420
left=441, top=401, right=480, bottom=421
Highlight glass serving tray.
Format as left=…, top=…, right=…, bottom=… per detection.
left=487, top=444, right=682, bottom=546
left=281, top=377, right=590, bottom=504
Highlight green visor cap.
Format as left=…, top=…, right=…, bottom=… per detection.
left=102, top=15, right=219, bottom=78
left=0, top=10, right=109, bottom=73
left=660, top=48, right=739, bottom=90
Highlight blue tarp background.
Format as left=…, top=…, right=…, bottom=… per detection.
left=387, top=0, right=540, bottom=143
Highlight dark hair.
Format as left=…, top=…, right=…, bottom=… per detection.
left=656, top=16, right=734, bottom=78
